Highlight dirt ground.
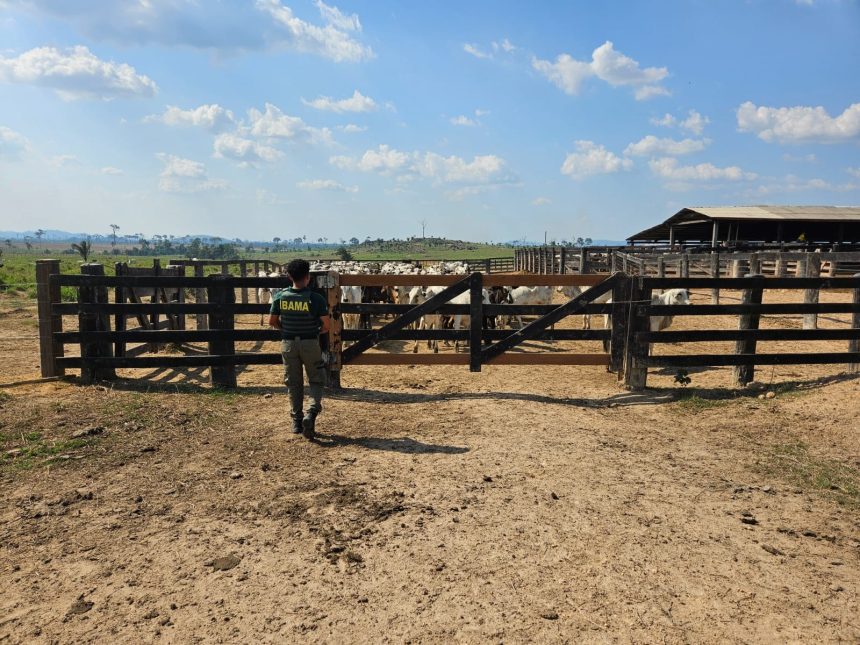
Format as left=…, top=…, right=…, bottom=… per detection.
left=1, top=287, right=859, bottom=643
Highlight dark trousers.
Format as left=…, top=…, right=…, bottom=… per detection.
left=281, top=338, right=326, bottom=417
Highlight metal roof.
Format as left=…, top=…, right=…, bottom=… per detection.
left=680, top=205, right=860, bottom=222
left=626, top=205, right=860, bottom=242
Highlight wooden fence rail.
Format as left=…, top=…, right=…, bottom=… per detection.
left=35, top=261, right=860, bottom=391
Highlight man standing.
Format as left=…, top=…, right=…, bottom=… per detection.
left=268, top=259, right=330, bottom=439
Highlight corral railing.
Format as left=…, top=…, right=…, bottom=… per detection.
left=337, top=272, right=618, bottom=371
left=623, top=275, right=860, bottom=389
left=515, top=246, right=860, bottom=279
left=35, top=260, right=860, bottom=391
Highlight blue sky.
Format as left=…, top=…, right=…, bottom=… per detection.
left=0, top=0, right=858, bottom=243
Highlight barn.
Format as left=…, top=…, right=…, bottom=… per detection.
left=627, top=205, right=860, bottom=248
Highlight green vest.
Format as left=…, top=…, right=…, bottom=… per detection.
left=276, top=288, right=321, bottom=338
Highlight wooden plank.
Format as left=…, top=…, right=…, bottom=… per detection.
left=608, top=276, right=630, bottom=375
left=803, top=253, right=821, bottom=330
left=207, top=275, right=236, bottom=388
left=36, top=260, right=64, bottom=378
left=648, top=353, right=860, bottom=368
left=78, top=264, right=115, bottom=383
left=640, top=328, right=860, bottom=343
left=733, top=275, right=764, bottom=386
left=350, top=353, right=609, bottom=366
left=624, top=279, right=652, bottom=390
left=469, top=272, right=483, bottom=372
left=642, top=277, right=860, bottom=289
left=850, top=273, right=860, bottom=374
left=645, top=303, right=860, bottom=316
left=343, top=329, right=611, bottom=342
left=338, top=273, right=610, bottom=287
left=341, top=303, right=614, bottom=315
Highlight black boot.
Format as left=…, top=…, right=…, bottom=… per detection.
left=302, top=409, right=319, bottom=440
left=291, top=413, right=303, bottom=434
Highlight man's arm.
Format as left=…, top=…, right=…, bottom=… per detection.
left=268, top=314, right=280, bottom=328
left=318, top=315, right=330, bottom=335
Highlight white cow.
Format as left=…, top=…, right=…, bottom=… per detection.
left=450, top=288, right=491, bottom=352
left=648, top=288, right=691, bottom=332
left=602, top=288, right=692, bottom=334
left=507, top=286, right=553, bottom=330
left=340, top=285, right=362, bottom=331
left=556, top=285, right=612, bottom=330
left=257, top=271, right=281, bottom=325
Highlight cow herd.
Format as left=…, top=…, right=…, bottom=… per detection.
left=256, top=261, right=691, bottom=350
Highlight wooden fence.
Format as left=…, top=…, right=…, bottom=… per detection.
left=35, top=260, right=860, bottom=391
left=515, top=246, right=860, bottom=278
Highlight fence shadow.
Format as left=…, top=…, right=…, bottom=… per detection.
left=311, top=432, right=469, bottom=454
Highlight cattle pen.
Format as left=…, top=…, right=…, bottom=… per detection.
left=35, top=259, right=860, bottom=391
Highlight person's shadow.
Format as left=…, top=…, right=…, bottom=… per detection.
left=311, top=433, right=468, bottom=454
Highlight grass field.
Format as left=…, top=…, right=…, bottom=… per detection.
left=0, top=241, right=516, bottom=299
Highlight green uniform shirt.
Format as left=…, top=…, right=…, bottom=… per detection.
left=270, top=287, right=329, bottom=339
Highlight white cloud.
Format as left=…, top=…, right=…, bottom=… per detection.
left=246, top=103, right=331, bottom=144
left=532, top=196, right=552, bottom=206
left=0, top=45, right=156, bottom=100
left=650, top=109, right=710, bottom=135
left=847, top=167, right=860, bottom=179
left=101, top=166, right=123, bottom=175
left=624, top=135, right=710, bottom=157
left=750, top=174, right=858, bottom=196
left=302, top=89, right=376, bottom=113
left=0, top=125, right=29, bottom=159
left=330, top=145, right=517, bottom=197
left=532, top=54, right=593, bottom=95
left=48, top=154, right=78, bottom=167
left=560, top=140, right=633, bottom=180
left=463, top=43, right=491, bottom=59
left=782, top=152, right=817, bottom=163
left=450, top=115, right=477, bottom=127
left=338, top=124, right=367, bottom=133
left=256, top=0, right=373, bottom=62
left=5, top=1, right=373, bottom=61
left=297, top=178, right=358, bottom=192
left=314, top=0, right=360, bottom=32
left=533, top=41, right=669, bottom=100
left=736, top=101, right=860, bottom=144
left=330, top=144, right=410, bottom=173
left=648, top=157, right=757, bottom=181
left=493, top=38, right=516, bottom=53
left=145, top=104, right=235, bottom=131
left=474, top=109, right=490, bottom=117
left=414, top=152, right=514, bottom=185
left=213, top=133, right=283, bottom=165
left=156, top=153, right=226, bottom=193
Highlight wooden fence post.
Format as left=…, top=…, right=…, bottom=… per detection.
left=656, top=255, right=665, bottom=278
left=194, top=263, right=208, bottom=331
left=710, top=253, right=720, bottom=305
left=469, top=272, right=483, bottom=372
left=113, top=262, right=126, bottom=358
left=624, top=278, right=652, bottom=390
left=802, top=252, right=821, bottom=330
left=749, top=252, right=761, bottom=276
left=733, top=274, right=764, bottom=387
left=579, top=247, right=587, bottom=274
left=608, top=275, right=629, bottom=376
left=322, top=271, right=342, bottom=389
left=848, top=273, right=860, bottom=374
left=680, top=253, right=690, bottom=278
left=730, top=258, right=742, bottom=279
left=207, top=274, right=236, bottom=388
left=560, top=247, right=567, bottom=274
left=36, top=259, right=64, bottom=378
left=78, top=263, right=116, bottom=384
left=240, top=260, right=248, bottom=304
left=175, top=264, right=186, bottom=331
